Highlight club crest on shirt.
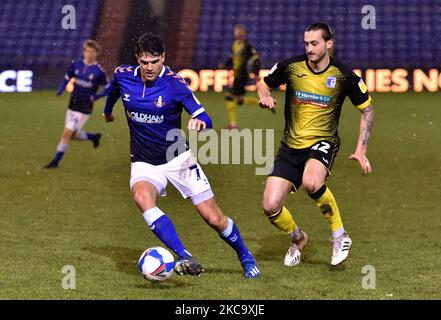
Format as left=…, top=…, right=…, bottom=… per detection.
left=89, top=73, right=94, bottom=80
left=155, top=95, right=166, bottom=107
left=326, top=76, right=337, bottom=88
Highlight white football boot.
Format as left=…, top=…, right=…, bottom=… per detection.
left=284, top=230, right=308, bottom=266
left=331, top=233, right=352, bottom=266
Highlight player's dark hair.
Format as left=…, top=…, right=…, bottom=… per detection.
left=136, top=33, right=165, bottom=57
left=305, top=22, right=334, bottom=41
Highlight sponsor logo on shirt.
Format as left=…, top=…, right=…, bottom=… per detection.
left=126, top=110, right=164, bottom=124
left=295, top=90, right=331, bottom=107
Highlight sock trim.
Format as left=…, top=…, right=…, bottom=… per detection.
left=142, top=207, right=165, bottom=227
left=267, top=207, right=283, bottom=219
left=309, top=185, right=327, bottom=200
left=56, top=143, right=68, bottom=153
left=220, top=217, right=234, bottom=238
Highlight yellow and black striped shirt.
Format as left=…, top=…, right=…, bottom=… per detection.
left=229, top=39, right=259, bottom=77
left=264, top=55, right=371, bottom=149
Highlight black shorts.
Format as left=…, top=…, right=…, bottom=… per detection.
left=268, top=141, right=339, bottom=191
left=230, top=74, right=247, bottom=96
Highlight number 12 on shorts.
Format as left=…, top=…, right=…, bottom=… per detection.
left=311, top=141, right=330, bottom=154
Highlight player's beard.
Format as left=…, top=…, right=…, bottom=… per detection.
left=308, top=50, right=326, bottom=65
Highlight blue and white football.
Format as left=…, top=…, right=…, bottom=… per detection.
left=138, top=246, right=175, bottom=282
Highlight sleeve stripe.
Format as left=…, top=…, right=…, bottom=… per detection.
left=191, top=108, right=205, bottom=118
left=355, top=96, right=372, bottom=110
left=261, top=78, right=271, bottom=89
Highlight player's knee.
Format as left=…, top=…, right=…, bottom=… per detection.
left=262, top=197, right=282, bottom=216
left=132, top=188, right=156, bottom=208
left=302, top=177, right=320, bottom=194
left=206, top=211, right=226, bottom=231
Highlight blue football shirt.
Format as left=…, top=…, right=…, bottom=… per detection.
left=104, top=65, right=206, bottom=165
left=60, top=60, right=108, bottom=114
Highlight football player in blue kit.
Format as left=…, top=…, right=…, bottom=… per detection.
left=103, top=33, right=260, bottom=279
left=44, top=40, right=109, bottom=169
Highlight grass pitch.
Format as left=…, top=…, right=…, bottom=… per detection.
left=0, top=90, right=440, bottom=299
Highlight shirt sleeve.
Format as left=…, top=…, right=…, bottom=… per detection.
left=263, top=59, right=288, bottom=88
left=56, top=63, right=76, bottom=95
left=344, top=71, right=371, bottom=110
left=98, top=70, right=109, bottom=87
left=103, top=76, right=121, bottom=115
left=174, top=78, right=205, bottom=117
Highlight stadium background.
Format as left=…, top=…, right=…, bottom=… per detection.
left=1, top=0, right=440, bottom=300
left=1, top=0, right=440, bottom=88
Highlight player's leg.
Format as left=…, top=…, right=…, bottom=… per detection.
left=71, top=112, right=101, bottom=148
left=164, top=151, right=259, bottom=278
left=302, top=141, right=351, bottom=265
left=263, top=177, right=308, bottom=266
left=193, top=196, right=261, bottom=279
left=263, top=144, right=309, bottom=266
left=43, top=112, right=76, bottom=169
left=130, top=163, right=199, bottom=275
left=225, top=93, right=238, bottom=129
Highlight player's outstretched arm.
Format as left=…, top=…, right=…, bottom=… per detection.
left=257, top=79, right=276, bottom=110
left=349, top=104, right=374, bottom=174
left=188, top=111, right=213, bottom=131
left=102, top=78, right=120, bottom=123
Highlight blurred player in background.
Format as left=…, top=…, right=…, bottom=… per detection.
left=220, top=24, right=262, bottom=129
left=43, top=40, right=109, bottom=169
left=103, top=33, right=260, bottom=279
left=257, top=22, right=374, bottom=266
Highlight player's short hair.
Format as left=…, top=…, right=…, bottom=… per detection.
left=83, top=39, right=101, bottom=52
left=136, top=33, right=165, bottom=57
left=235, top=24, right=247, bottom=32
left=305, top=22, right=334, bottom=41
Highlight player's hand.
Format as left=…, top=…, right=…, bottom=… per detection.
left=349, top=152, right=372, bottom=174
left=187, top=118, right=206, bottom=131
left=103, top=113, right=115, bottom=122
left=259, top=96, right=276, bottom=110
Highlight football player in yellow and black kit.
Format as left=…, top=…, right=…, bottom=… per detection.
left=221, top=24, right=261, bottom=129
left=257, top=22, right=374, bottom=267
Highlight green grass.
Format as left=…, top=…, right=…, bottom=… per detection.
left=1, top=90, right=440, bottom=299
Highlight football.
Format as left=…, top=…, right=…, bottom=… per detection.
left=138, top=246, right=175, bottom=282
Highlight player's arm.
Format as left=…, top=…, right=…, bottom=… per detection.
left=93, top=72, right=111, bottom=101
left=102, top=76, right=121, bottom=122
left=188, top=111, right=213, bottom=131
left=175, top=78, right=213, bottom=131
left=257, top=79, right=276, bottom=110
left=349, top=104, right=374, bottom=174
left=56, top=63, right=75, bottom=96
left=247, top=44, right=260, bottom=77
left=345, top=71, right=374, bottom=174
left=219, top=48, right=233, bottom=69
left=257, top=60, right=287, bottom=111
